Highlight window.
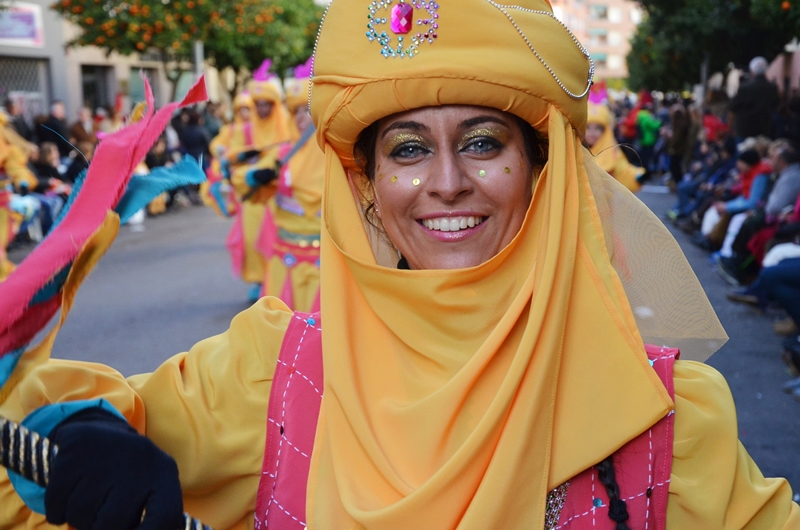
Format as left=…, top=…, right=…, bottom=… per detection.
left=589, top=4, right=608, bottom=20
left=630, top=8, right=643, bottom=24
left=609, top=31, right=622, bottom=46
left=589, top=28, right=608, bottom=46
left=608, top=7, right=622, bottom=23
left=591, top=52, right=608, bottom=68
left=608, top=55, right=624, bottom=70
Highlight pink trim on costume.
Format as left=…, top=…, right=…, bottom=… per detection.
left=254, top=312, right=323, bottom=530
left=226, top=211, right=245, bottom=278
left=554, top=345, right=677, bottom=529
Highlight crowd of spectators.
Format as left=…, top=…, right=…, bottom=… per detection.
left=0, top=99, right=222, bottom=243
left=608, top=57, right=800, bottom=400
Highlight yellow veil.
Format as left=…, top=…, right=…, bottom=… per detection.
left=587, top=103, right=644, bottom=192
left=307, top=0, right=726, bottom=528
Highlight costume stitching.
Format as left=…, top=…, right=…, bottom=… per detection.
left=292, top=313, right=322, bottom=331
left=276, top=358, right=322, bottom=395
left=646, top=427, right=653, bottom=528
left=554, top=481, right=671, bottom=529
left=264, top=319, right=310, bottom=524
left=267, top=417, right=311, bottom=458
left=591, top=467, right=597, bottom=528
left=271, top=497, right=309, bottom=527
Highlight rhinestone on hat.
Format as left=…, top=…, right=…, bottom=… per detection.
left=366, top=0, right=440, bottom=59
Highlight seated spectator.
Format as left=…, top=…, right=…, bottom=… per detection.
left=4, top=100, right=34, bottom=143
left=35, top=101, right=72, bottom=159
left=69, top=107, right=98, bottom=146
left=717, top=141, right=800, bottom=285
left=691, top=149, right=771, bottom=250
left=667, top=138, right=736, bottom=221
left=61, top=141, right=95, bottom=184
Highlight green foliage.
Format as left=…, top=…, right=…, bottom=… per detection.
left=50, top=0, right=321, bottom=97
left=627, top=0, right=794, bottom=91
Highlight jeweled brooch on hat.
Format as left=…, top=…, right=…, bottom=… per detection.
left=366, top=0, right=439, bottom=58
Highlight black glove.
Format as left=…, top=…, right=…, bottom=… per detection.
left=45, top=407, right=184, bottom=530
left=236, top=149, right=262, bottom=162
left=250, top=167, right=278, bottom=186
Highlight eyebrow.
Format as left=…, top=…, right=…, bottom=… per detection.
left=381, top=121, right=430, bottom=139
left=379, top=115, right=510, bottom=139
left=460, top=115, right=510, bottom=129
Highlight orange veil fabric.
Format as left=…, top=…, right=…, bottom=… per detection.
left=306, top=0, right=724, bottom=528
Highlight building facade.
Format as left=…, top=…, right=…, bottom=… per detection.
left=550, top=0, right=643, bottom=81
left=0, top=0, right=69, bottom=123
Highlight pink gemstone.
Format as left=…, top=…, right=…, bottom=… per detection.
left=390, top=3, right=414, bottom=34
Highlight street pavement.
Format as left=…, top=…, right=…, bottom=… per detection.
left=8, top=192, right=800, bottom=496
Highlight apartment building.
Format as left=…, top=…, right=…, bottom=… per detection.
left=550, top=0, right=643, bottom=81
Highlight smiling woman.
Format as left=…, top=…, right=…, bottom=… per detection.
left=0, top=0, right=798, bottom=529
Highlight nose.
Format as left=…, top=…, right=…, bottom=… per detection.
left=425, top=150, right=473, bottom=203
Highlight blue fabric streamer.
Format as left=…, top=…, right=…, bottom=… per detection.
left=0, top=347, right=25, bottom=389
left=115, top=155, right=207, bottom=224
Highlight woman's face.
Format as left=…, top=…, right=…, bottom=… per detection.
left=584, top=122, right=604, bottom=148
left=237, top=106, right=251, bottom=122
left=371, top=105, right=534, bottom=270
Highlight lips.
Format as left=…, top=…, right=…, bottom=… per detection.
left=421, top=216, right=485, bottom=232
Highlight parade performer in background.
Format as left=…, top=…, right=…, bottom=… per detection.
left=202, top=92, right=256, bottom=218
left=256, top=58, right=324, bottom=312
left=0, top=1, right=798, bottom=529
left=586, top=103, right=644, bottom=192
left=225, top=63, right=296, bottom=302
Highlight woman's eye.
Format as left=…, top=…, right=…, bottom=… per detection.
left=463, top=138, right=502, bottom=154
left=390, top=143, right=429, bottom=159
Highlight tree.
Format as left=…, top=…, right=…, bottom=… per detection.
left=627, top=0, right=794, bottom=92
left=51, top=0, right=321, bottom=101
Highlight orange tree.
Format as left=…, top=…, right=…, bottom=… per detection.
left=51, top=0, right=321, bottom=100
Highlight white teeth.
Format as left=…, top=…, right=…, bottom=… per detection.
left=422, top=216, right=484, bottom=232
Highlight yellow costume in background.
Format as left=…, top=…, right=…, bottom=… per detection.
left=259, top=78, right=325, bottom=312
left=0, top=1, right=797, bottom=529
left=228, top=82, right=294, bottom=286
left=0, top=113, right=38, bottom=191
left=587, top=103, right=644, bottom=192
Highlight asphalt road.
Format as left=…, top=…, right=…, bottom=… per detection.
left=8, top=191, right=800, bottom=496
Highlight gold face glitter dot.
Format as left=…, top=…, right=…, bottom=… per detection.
left=378, top=173, right=384, bottom=180
left=504, top=167, right=511, bottom=173
left=478, top=169, right=487, bottom=177
left=391, top=176, right=398, bottom=183
left=412, top=178, right=421, bottom=186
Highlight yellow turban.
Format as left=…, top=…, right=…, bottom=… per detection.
left=307, top=1, right=726, bottom=528
left=247, top=80, right=282, bottom=104
left=285, top=78, right=311, bottom=115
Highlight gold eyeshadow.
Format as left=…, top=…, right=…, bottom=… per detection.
left=458, top=127, right=510, bottom=149
left=381, top=133, right=428, bottom=156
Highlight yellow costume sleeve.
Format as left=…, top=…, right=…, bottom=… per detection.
left=668, top=360, right=800, bottom=529
left=0, top=297, right=292, bottom=530
left=2, top=143, right=38, bottom=191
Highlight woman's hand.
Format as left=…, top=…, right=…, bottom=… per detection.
left=45, top=408, right=184, bottom=530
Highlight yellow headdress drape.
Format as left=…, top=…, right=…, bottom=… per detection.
left=308, top=1, right=726, bottom=528
left=587, top=103, right=643, bottom=192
